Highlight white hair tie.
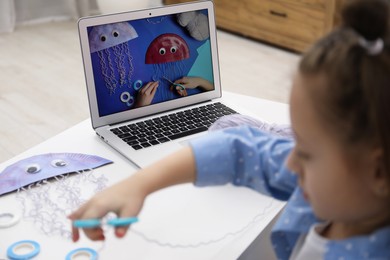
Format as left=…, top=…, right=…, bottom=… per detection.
left=358, top=37, right=384, bottom=55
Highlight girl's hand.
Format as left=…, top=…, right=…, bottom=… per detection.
left=68, top=175, right=147, bottom=241
left=68, top=146, right=196, bottom=242
left=135, top=81, right=159, bottom=107
left=174, top=77, right=213, bottom=91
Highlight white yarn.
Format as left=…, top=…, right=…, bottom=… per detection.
left=15, top=170, right=108, bottom=239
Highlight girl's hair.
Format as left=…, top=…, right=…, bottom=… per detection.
left=299, top=0, right=390, bottom=172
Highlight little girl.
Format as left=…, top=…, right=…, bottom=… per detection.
left=69, top=0, right=390, bottom=258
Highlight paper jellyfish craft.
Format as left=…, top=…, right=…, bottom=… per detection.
left=89, top=22, right=138, bottom=95
left=145, top=33, right=190, bottom=98
left=0, top=153, right=113, bottom=196
left=145, top=33, right=190, bottom=64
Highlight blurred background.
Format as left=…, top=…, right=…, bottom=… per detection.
left=0, top=0, right=169, bottom=33
left=0, top=0, right=305, bottom=163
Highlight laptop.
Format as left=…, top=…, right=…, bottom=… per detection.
left=78, top=0, right=243, bottom=168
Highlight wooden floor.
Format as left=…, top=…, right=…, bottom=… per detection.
left=0, top=20, right=299, bottom=163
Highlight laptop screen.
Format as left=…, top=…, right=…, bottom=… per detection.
left=87, top=8, right=214, bottom=117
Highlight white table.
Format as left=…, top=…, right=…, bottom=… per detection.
left=0, top=92, right=289, bottom=260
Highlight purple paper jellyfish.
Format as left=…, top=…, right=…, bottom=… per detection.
left=145, top=33, right=190, bottom=83
left=0, top=153, right=112, bottom=195
left=89, top=22, right=138, bottom=95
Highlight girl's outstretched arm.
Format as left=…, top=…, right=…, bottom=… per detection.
left=68, top=146, right=196, bottom=241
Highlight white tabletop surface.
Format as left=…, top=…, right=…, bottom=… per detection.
left=0, top=92, right=290, bottom=260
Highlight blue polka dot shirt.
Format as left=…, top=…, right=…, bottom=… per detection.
left=190, top=126, right=390, bottom=260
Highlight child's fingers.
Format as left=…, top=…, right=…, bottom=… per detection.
left=68, top=200, right=110, bottom=241
left=115, top=226, right=128, bottom=238
left=69, top=217, right=105, bottom=241
left=140, top=82, right=153, bottom=94
left=113, top=221, right=131, bottom=238
left=145, top=82, right=157, bottom=95
left=68, top=203, right=89, bottom=241
left=174, top=77, right=189, bottom=84
left=174, top=77, right=184, bottom=84
left=114, top=207, right=139, bottom=238
left=83, top=227, right=105, bottom=241
left=177, top=87, right=187, bottom=97
left=67, top=206, right=83, bottom=220
left=140, top=81, right=159, bottom=96
left=150, top=82, right=159, bottom=96
left=71, top=224, right=105, bottom=241
left=71, top=224, right=80, bottom=242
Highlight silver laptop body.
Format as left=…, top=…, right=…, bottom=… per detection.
left=78, top=1, right=240, bottom=168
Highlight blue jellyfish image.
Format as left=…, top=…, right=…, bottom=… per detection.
left=89, top=22, right=138, bottom=95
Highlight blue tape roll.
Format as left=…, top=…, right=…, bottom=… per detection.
left=120, top=92, right=135, bottom=107
left=65, top=247, right=98, bottom=260
left=133, top=80, right=143, bottom=91
left=7, top=240, right=40, bottom=260
left=73, top=219, right=101, bottom=228
left=107, top=217, right=139, bottom=227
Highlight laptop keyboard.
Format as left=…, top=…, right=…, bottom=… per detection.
left=110, top=102, right=237, bottom=150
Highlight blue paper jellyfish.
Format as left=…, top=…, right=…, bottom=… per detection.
left=89, top=22, right=138, bottom=95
